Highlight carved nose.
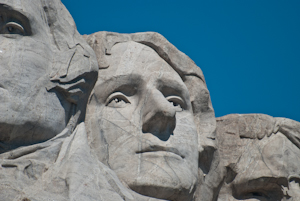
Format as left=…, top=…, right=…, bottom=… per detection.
left=142, top=89, right=176, bottom=141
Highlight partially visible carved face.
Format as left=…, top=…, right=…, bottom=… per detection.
left=0, top=1, right=67, bottom=149
left=218, top=132, right=300, bottom=201
left=86, top=41, right=198, bottom=200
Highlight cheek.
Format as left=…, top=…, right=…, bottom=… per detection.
left=100, top=108, right=142, bottom=171
left=174, top=112, right=198, bottom=145
left=173, top=113, right=199, bottom=165
left=88, top=105, right=141, bottom=162
left=0, top=40, right=15, bottom=82
left=38, top=90, right=66, bottom=131
left=0, top=38, right=51, bottom=93
left=102, top=107, right=140, bottom=145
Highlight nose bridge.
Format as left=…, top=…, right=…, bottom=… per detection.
left=150, top=88, right=176, bottom=116
left=141, top=87, right=176, bottom=140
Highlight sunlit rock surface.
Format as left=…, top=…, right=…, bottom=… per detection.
left=0, top=1, right=299, bottom=200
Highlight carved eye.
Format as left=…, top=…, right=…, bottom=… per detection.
left=106, top=92, right=130, bottom=108
left=2, top=22, right=25, bottom=35
left=242, top=191, right=269, bottom=200
left=250, top=192, right=265, bottom=197
left=166, top=96, right=185, bottom=112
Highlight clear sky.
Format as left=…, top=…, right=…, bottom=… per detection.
left=63, top=0, right=300, bottom=122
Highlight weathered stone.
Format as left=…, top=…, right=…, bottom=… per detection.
left=84, top=31, right=217, bottom=201
left=0, top=0, right=98, bottom=200
left=1, top=1, right=300, bottom=200
left=216, top=114, right=300, bottom=201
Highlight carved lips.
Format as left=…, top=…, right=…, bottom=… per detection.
left=136, top=145, right=185, bottom=159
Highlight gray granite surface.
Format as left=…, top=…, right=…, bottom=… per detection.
left=0, top=1, right=299, bottom=200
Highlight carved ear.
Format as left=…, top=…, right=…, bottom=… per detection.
left=46, top=44, right=97, bottom=105
left=184, top=75, right=216, bottom=148
left=42, top=0, right=98, bottom=102
left=46, top=69, right=97, bottom=132
left=47, top=75, right=91, bottom=104
left=184, top=75, right=216, bottom=175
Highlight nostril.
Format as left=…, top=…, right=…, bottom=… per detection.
left=142, top=111, right=176, bottom=141
left=141, top=90, right=178, bottom=140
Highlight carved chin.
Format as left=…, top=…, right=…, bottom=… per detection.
left=113, top=156, right=198, bottom=201
left=128, top=177, right=198, bottom=201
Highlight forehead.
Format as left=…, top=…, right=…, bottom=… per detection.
left=102, top=41, right=183, bottom=80
left=234, top=132, right=300, bottom=181
left=0, top=0, right=43, bottom=15
left=0, top=0, right=53, bottom=42
left=0, top=0, right=47, bottom=31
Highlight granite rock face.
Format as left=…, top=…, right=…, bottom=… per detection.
left=216, top=114, right=300, bottom=201
left=0, top=0, right=98, bottom=200
left=1, top=1, right=300, bottom=200
left=0, top=0, right=98, bottom=151
left=84, top=32, right=217, bottom=201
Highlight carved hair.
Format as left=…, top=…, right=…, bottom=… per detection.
left=40, top=0, right=98, bottom=131
left=217, top=113, right=300, bottom=149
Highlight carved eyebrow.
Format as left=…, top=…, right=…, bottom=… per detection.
left=0, top=4, right=32, bottom=36
left=94, top=74, right=143, bottom=101
left=156, top=77, right=190, bottom=98
left=231, top=176, right=288, bottom=200
left=233, top=176, right=288, bottom=192
left=101, top=74, right=142, bottom=87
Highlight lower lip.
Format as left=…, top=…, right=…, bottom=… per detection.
left=137, top=151, right=183, bottom=160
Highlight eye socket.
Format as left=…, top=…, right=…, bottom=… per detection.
left=166, top=96, right=185, bottom=112
left=2, top=21, right=25, bottom=35
left=249, top=192, right=266, bottom=197
left=241, top=191, right=269, bottom=200
left=106, top=92, right=131, bottom=108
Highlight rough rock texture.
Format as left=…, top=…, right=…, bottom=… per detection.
left=0, top=0, right=98, bottom=151
left=1, top=1, right=300, bottom=200
left=0, top=0, right=98, bottom=200
left=216, top=114, right=300, bottom=201
left=84, top=32, right=217, bottom=201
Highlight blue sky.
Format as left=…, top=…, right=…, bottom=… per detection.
left=63, top=0, right=300, bottom=122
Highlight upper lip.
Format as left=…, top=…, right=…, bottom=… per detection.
left=136, top=145, right=185, bottom=159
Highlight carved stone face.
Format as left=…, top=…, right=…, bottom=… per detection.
left=218, top=132, right=300, bottom=200
left=87, top=41, right=198, bottom=200
left=0, top=2, right=66, bottom=148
